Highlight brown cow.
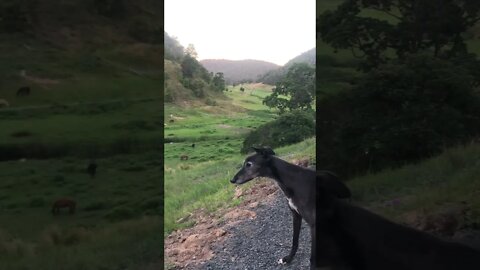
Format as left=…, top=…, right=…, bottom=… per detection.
left=180, top=155, right=189, bottom=161
left=52, top=198, right=76, bottom=215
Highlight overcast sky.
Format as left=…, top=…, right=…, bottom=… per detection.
left=164, top=0, right=315, bottom=66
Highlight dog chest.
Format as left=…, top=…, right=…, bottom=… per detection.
left=287, top=197, right=299, bottom=213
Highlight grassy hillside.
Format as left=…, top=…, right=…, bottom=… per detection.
left=257, top=48, right=315, bottom=85
left=0, top=1, right=163, bottom=269
left=0, top=1, right=163, bottom=160
left=348, top=141, right=480, bottom=232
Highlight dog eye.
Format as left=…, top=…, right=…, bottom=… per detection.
left=245, top=161, right=253, bottom=168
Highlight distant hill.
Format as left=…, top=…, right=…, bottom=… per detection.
left=284, top=48, right=316, bottom=68
left=257, top=48, right=315, bottom=85
left=200, top=59, right=280, bottom=84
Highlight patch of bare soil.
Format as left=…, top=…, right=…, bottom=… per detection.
left=164, top=179, right=279, bottom=269
left=249, top=83, right=271, bottom=90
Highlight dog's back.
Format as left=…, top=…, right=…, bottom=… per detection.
left=318, top=197, right=480, bottom=270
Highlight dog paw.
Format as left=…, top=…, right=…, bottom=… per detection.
left=277, top=258, right=287, bottom=265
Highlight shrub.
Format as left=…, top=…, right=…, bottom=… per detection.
left=205, top=98, right=217, bottom=106
left=241, top=110, right=315, bottom=153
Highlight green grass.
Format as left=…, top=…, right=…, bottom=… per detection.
left=348, top=142, right=480, bottom=225
left=0, top=152, right=162, bottom=270
left=0, top=32, right=163, bottom=269
left=164, top=85, right=276, bottom=142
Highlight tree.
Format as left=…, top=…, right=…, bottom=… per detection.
left=164, top=32, right=184, bottom=61
left=263, top=63, right=315, bottom=113
left=317, top=0, right=480, bottom=178
left=317, top=54, right=480, bottom=177
left=181, top=54, right=197, bottom=78
left=185, top=44, right=198, bottom=59
left=212, top=72, right=225, bottom=92
left=318, top=0, right=480, bottom=70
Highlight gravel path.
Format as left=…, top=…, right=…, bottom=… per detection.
left=195, top=192, right=311, bottom=270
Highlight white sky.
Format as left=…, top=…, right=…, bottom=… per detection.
left=164, top=0, right=315, bottom=66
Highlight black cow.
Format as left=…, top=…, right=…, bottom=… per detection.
left=16, top=86, right=30, bottom=96
left=87, top=161, right=97, bottom=178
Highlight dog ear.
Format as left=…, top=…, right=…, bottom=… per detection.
left=251, top=146, right=276, bottom=157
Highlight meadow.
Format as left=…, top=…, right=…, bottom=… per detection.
left=0, top=37, right=164, bottom=269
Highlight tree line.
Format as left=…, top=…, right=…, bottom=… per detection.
left=317, top=0, right=480, bottom=178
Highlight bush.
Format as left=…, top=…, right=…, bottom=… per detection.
left=241, top=110, right=315, bottom=153
left=181, top=78, right=207, bottom=98
left=205, top=98, right=217, bottom=106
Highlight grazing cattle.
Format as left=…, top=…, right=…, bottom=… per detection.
left=87, top=161, right=97, bottom=178
left=192, top=143, right=195, bottom=148
left=16, top=86, right=30, bottom=96
left=52, top=198, right=76, bottom=215
left=0, top=99, right=9, bottom=108
left=169, top=119, right=174, bottom=123
left=180, top=155, right=189, bottom=161
left=315, top=175, right=480, bottom=270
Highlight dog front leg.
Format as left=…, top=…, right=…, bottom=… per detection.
left=278, top=209, right=302, bottom=265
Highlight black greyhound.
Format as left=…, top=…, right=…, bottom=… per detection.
left=230, top=147, right=351, bottom=269
left=316, top=174, right=480, bottom=270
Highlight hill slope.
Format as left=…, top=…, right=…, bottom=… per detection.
left=257, top=48, right=315, bottom=85
left=200, top=59, right=280, bottom=84
left=0, top=0, right=163, bottom=107
left=164, top=32, right=227, bottom=104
